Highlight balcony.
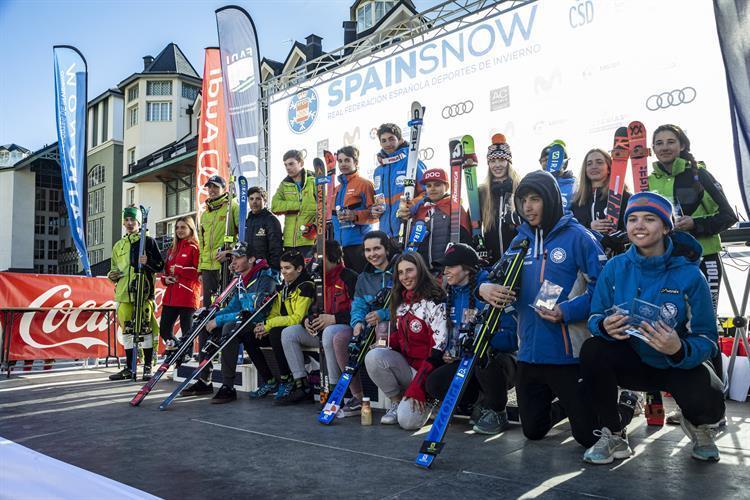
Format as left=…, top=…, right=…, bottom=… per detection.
left=123, top=136, right=198, bottom=183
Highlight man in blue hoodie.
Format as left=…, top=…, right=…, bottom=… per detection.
left=370, top=123, right=427, bottom=238
left=479, top=170, right=605, bottom=448
left=580, top=192, right=724, bottom=463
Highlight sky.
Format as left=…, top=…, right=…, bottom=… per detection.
left=0, top=0, right=436, bottom=151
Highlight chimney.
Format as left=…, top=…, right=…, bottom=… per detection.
left=143, top=55, right=154, bottom=70
left=305, top=34, right=323, bottom=61
left=343, top=21, right=357, bottom=56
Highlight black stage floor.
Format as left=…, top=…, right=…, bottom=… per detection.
left=1, top=368, right=748, bottom=499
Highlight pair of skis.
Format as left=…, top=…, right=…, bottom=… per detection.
left=129, top=276, right=240, bottom=406
left=605, top=121, right=650, bottom=227
left=158, top=288, right=278, bottom=411
left=415, top=238, right=530, bottom=468
left=318, top=289, right=391, bottom=424
left=454, top=135, right=487, bottom=258
left=126, top=205, right=152, bottom=381
left=398, top=101, right=425, bottom=250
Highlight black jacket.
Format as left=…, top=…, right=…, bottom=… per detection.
left=244, top=208, right=283, bottom=270
left=571, top=188, right=631, bottom=231
left=479, top=178, right=519, bottom=264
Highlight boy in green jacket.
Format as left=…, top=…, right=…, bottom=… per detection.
left=271, top=150, right=317, bottom=259
left=107, top=206, right=164, bottom=381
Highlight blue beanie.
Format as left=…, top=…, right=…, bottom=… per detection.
left=624, top=192, right=674, bottom=230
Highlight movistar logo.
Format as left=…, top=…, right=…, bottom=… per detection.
left=327, top=5, right=537, bottom=107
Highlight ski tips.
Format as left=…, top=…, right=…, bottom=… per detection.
left=313, top=157, right=325, bottom=170
left=491, top=133, right=507, bottom=144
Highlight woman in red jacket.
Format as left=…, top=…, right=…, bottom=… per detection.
left=160, top=216, right=201, bottom=350
left=364, top=251, right=448, bottom=430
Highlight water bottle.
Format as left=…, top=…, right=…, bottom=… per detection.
left=361, top=397, right=372, bottom=426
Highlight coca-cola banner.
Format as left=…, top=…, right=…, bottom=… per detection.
left=0, top=272, right=174, bottom=361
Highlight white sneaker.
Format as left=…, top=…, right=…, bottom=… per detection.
left=380, top=401, right=399, bottom=425
left=583, top=427, right=633, bottom=465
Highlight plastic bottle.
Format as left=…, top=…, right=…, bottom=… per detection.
left=361, top=397, right=372, bottom=426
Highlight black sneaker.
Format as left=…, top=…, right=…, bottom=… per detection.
left=211, top=385, right=237, bottom=404
left=274, top=385, right=311, bottom=405
left=142, top=367, right=152, bottom=382
left=180, top=379, right=214, bottom=397
left=108, top=368, right=133, bottom=381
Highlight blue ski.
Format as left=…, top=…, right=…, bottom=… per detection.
left=237, top=176, right=248, bottom=242
left=415, top=238, right=529, bottom=468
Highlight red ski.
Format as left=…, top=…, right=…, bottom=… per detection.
left=449, top=138, right=463, bottom=244
left=606, top=127, right=629, bottom=225
left=628, top=121, right=650, bottom=193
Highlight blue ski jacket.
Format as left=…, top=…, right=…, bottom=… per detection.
left=508, top=171, right=605, bottom=365
left=214, top=260, right=279, bottom=328
left=588, top=231, right=718, bottom=370
left=349, top=263, right=393, bottom=327
left=331, top=171, right=376, bottom=247
left=447, top=270, right=518, bottom=355
left=373, top=143, right=426, bottom=237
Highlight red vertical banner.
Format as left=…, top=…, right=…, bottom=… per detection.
left=196, top=47, right=229, bottom=222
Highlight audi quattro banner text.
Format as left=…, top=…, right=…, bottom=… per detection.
left=53, top=45, right=92, bottom=276
left=0, top=273, right=182, bottom=361
left=267, top=0, right=742, bottom=216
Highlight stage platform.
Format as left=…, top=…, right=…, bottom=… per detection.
left=1, top=368, right=748, bottom=499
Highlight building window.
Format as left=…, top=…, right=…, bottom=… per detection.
left=146, top=101, right=172, bottom=122
left=34, top=239, right=45, bottom=259
left=47, top=240, right=58, bottom=260
left=35, top=187, right=47, bottom=211
left=35, top=215, right=45, bottom=234
left=147, top=80, right=172, bottom=96
left=128, top=148, right=136, bottom=165
left=91, top=104, right=99, bottom=148
left=88, top=188, right=105, bottom=215
left=0, top=151, right=8, bottom=164
left=127, top=85, right=139, bottom=102
left=127, top=105, right=138, bottom=128
left=87, top=218, right=104, bottom=246
left=165, top=173, right=195, bottom=218
left=102, top=98, right=108, bottom=142
left=182, top=83, right=200, bottom=101
left=127, top=187, right=135, bottom=206
left=88, top=249, right=103, bottom=265
left=48, top=265, right=58, bottom=274
left=356, top=1, right=395, bottom=31
left=88, top=164, right=105, bottom=187
left=34, top=265, right=44, bottom=273
left=48, top=216, right=59, bottom=235
left=48, top=189, right=60, bottom=213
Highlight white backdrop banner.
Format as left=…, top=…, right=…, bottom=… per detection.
left=268, top=0, right=742, bottom=216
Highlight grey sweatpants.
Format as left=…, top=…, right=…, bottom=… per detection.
left=281, top=324, right=320, bottom=380
left=321, top=324, right=364, bottom=397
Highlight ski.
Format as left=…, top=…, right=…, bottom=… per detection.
left=405, top=219, right=428, bottom=253
left=158, top=291, right=277, bottom=411
left=220, top=171, right=237, bottom=291
left=130, top=277, right=240, bottom=406
left=237, top=176, right=248, bottom=242
left=398, top=101, right=425, bottom=249
left=318, top=290, right=391, bottom=424
left=545, top=143, right=566, bottom=174
left=449, top=138, right=463, bottom=245
left=415, top=238, right=529, bottom=468
left=312, top=156, right=331, bottom=404
left=606, top=127, right=630, bottom=226
left=125, top=206, right=151, bottom=381
left=461, top=135, right=486, bottom=258
left=628, top=121, right=650, bottom=193
left=324, top=150, right=336, bottom=240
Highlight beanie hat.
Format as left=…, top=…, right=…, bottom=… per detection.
left=122, top=206, right=140, bottom=223
left=624, top=192, right=674, bottom=230
left=229, top=241, right=250, bottom=258
left=420, top=168, right=449, bottom=185
left=442, top=242, right=479, bottom=268
left=487, top=133, right=512, bottom=162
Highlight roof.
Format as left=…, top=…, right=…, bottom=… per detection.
left=9, top=142, right=59, bottom=170
left=0, top=144, right=31, bottom=154
left=117, top=42, right=201, bottom=89
left=88, top=87, right=123, bottom=108
left=349, top=0, right=416, bottom=22
left=261, top=58, right=284, bottom=74
left=357, top=0, right=419, bottom=38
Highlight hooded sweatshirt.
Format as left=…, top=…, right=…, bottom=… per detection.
left=588, top=231, right=718, bottom=369
left=507, top=171, right=606, bottom=364
left=214, top=259, right=279, bottom=328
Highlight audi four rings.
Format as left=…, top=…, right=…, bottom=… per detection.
left=419, top=148, right=435, bottom=160
left=646, top=87, right=696, bottom=110
left=442, top=100, right=474, bottom=119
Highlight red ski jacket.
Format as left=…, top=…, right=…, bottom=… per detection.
left=323, top=263, right=358, bottom=325
left=160, top=239, right=201, bottom=309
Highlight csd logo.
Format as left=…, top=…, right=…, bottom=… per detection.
left=646, top=87, right=696, bottom=110
left=419, top=148, right=434, bottom=161
left=442, top=101, right=474, bottom=119
left=569, top=0, right=594, bottom=28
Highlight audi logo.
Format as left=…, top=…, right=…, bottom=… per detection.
left=646, top=87, right=696, bottom=111
left=419, top=148, right=435, bottom=161
left=442, top=100, right=474, bottom=119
